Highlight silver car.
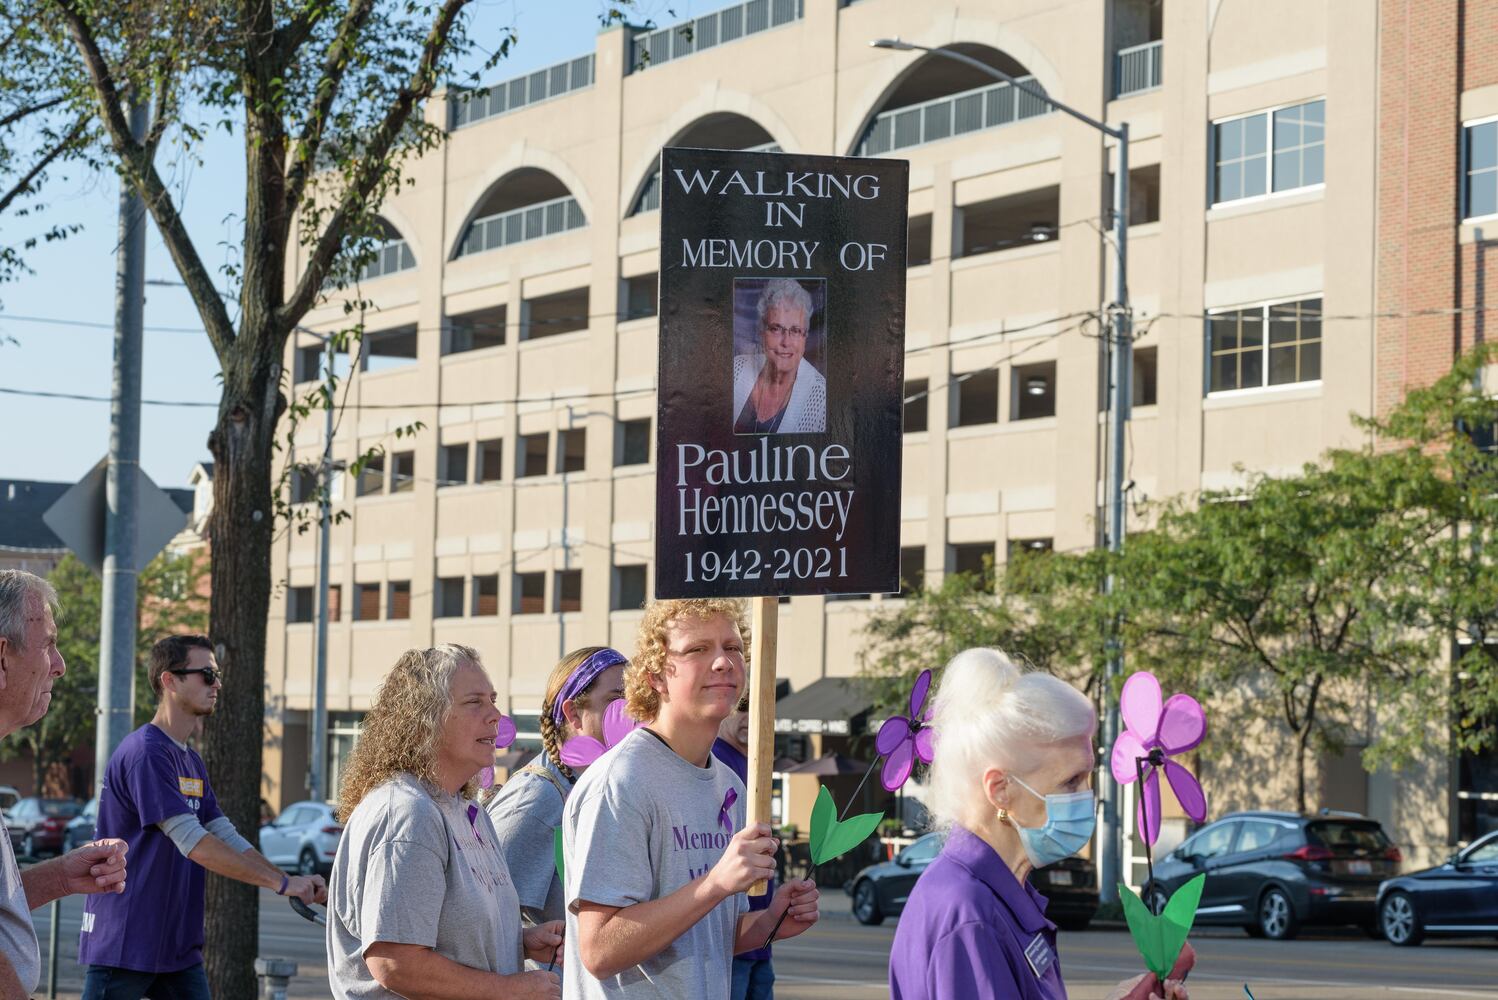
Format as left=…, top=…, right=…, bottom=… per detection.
left=258, top=800, right=342, bottom=876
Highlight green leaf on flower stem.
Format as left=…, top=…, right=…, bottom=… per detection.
left=1118, top=874, right=1205, bottom=980
left=808, top=785, right=885, bottom=866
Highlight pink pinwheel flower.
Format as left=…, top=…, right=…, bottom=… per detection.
left=1110, top=671, right=1207, bottom=845
left=560, top=699, right=643, bottom=767
left=479, top=715, right=519, bottom=789
left=875, top=669, right=935, bottom=792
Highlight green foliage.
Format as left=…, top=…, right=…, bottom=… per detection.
left=1119, top=874, right=1204, bottom=980
left=859, top=550, right=1110, bottom=721
left=808, top=785, right=884, bottom=866
left=0, top=550, right=209, bottom=791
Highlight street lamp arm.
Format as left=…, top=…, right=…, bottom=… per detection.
left=869, top=38, right=1122, bottom=140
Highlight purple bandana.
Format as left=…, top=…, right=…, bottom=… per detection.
left=551, top=648, right=628, bottom=724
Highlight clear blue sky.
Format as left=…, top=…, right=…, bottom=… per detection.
left=0, top=0, right=682, bottom=487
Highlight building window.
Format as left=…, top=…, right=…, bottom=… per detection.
left=623, top=273, right=658, bottom=320
left=440, top=443, right=469, bottom=487
left=514, top=572, right=545, bottom=614
left=356, top=454, right=384, bottom=497
left=436, top=577, right=465, bottom=618
left=555, top=569, right=582, bottom=613
left=524, top=287, right=589, bottom=341
left=557, top=428, right=586, bottom=474
left=613, top=565, right=647, bottom=611
left=951, top=543, right=994, bottom=590
left=477, top=439, right=504, bottom=483
left=908, top=214, right=933, bottom=267
left=518, top=433, right=549, bottom=478
left=355, top=583, right=382, bottom=621
left=326, top=711, right=365, bottom=804
left=1007, top=537, right=1053, bottom=560
left=1012, top=362, right=1056, bottom=420
left=364, top=325, right=419, bottom=373
left=618, top=419, right=651, bottom=466
left=904, top=379, right=928, bottom=433
left=958, top=187, right=1061, bottom=257
left=1464, top=119, right=1498, bottom=221
left=327, top=584, right=342, bottom=621
left=1208, top=297, right=1322, bottom=393
left=290, top=464, right=318, bottom=504
left=1134, top=346, right=1158, bottom=407
left=898, top=546, right=925, bottom=596
left=954, top=370, right=999, bottom=427
left=473, top=575, right=499, bottom=616
left=388, top=581, right=411, bottom=620
left=1110, top=164, right=1162, bottom=225
left=447, top=305, right=506, bottom=354
left=288, top=586, right=315, bottom=624
left=1212, top=99, right=1324, bottom=204
left=391, top=451, right=415, bottom=493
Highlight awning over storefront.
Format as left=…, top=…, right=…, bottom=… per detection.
left=772, top=676, right=872, bottom=736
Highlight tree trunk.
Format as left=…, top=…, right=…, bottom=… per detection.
left=202, top=349, right=283, bottom=1000
left=1295, top=725, right=1311, bottom=815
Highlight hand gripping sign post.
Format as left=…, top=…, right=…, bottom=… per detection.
left=655, top=147, right=908, bottom=892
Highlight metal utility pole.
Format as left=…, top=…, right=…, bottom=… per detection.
left=559, top=405, right=574, bottom=658
left=309, top=335, right=335, bottom=803
left=870, top=39, right=1132, bottom=902
left=97, top=97, right=149, bottom=783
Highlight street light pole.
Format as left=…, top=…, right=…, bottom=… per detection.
left=310, top=334, right=335, bottom=803
left=871, top=38, right=1132, bottom=902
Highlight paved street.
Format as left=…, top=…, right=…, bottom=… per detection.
left=25, top=890, right=1498, bottom=999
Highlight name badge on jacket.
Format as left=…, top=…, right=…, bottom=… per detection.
left=1024, top=933, right=1055, bottom=980
left=179, top=777, right=204, bottom=797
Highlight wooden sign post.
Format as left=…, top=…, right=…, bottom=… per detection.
left=746, top=596, right=779, bottom=895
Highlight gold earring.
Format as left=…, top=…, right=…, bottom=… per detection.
left=996, top=807, right=1009, bottom=822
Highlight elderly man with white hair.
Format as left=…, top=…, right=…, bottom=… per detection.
left=0, top=570, right=129, bottom=1000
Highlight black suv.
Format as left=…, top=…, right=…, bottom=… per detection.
left=1144, top=810, right=1401, bottom=940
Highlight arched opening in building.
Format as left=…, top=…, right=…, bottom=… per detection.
left=356, top=217, right=416, bottom=281
left=454, top=167, right=586, bottom=258
left=628, top=113, right=780, bottom=215
left=855, top=44, right=1051, bottom=157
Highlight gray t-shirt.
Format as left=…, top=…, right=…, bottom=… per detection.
left=563, top=728, right=748, bottom=1000
left=328, top=773, right=524, bottom=1000
left=0, top=829, right=38, bottom=994
left=487, top=754, right=571, bottom=924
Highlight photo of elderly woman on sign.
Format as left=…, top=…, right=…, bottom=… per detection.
left=732, top=277, right=827, bottom=434
left=888, top=649, right=1188, bottom=1000
left=328, top=644, right=563, bottom=1000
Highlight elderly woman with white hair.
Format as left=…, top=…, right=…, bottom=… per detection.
left=888, top=649, right=1189, bottom=1000
left=732, top=278, right=826, bottom=434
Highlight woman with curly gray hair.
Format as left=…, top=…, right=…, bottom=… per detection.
left=328, top=644, right=562, bottom=1000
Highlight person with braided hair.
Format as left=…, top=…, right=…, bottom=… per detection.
left=487, top=647, right=628, bottom=926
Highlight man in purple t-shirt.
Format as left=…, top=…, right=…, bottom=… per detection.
left=712, top=698, right=777, bottom=1000
left=80, top=635, right=327, bottom=1000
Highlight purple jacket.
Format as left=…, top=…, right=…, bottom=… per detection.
left=888, top=825, right=1067, bottom=1000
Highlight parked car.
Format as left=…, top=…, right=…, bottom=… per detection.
left=5, top=798, right=84, bottom=858
left=1376, top=829, right=1498, bottom=946
left=847, top=831, right=1099, bottom=930
left=63, top=797, right=98, bottom=851
left=258, top=800, right=342, bottom=876
left=1145, top=810, right=1400, bottom=940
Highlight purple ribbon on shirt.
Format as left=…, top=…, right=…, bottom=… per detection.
left=550, top=648, right=629, bottom=724
left=719, top=788, right=738, bottom=833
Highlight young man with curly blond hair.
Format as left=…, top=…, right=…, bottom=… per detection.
left=563, top=599, right=820, bottom=999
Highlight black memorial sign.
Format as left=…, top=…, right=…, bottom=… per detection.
left=655, top=147, right=908, bottom=598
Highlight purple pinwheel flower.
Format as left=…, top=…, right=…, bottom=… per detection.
left=718, top=788, right=738, bottom=834
left=560, top=699, right=643, bottom=767
left=875, top=669, right=935, bottom=792
left=478, top=714, right=519, bottom=789
left=1110, top=671, right=1207, bottom=845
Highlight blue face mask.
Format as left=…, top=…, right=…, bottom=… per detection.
left=1006, top=774, right=1096, bottom=868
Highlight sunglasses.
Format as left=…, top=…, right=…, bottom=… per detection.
left=169, top=666, right=221, bottom=686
